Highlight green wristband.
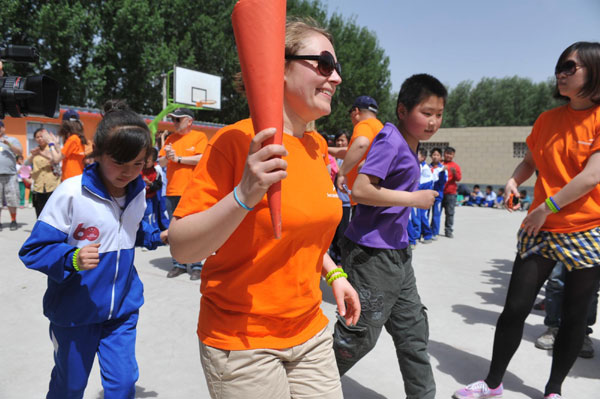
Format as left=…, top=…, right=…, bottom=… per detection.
left=327, top=272, right=348, bottom=286
left=72, top=248, right=81, bottom=272
left=325, top=267, right=344, bottom=280
left=545, top=197, right=559, bottom=214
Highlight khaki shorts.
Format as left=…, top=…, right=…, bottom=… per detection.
left=199, top=326, right=342, bottom=399
left=0, top=174, right=19, bottom=207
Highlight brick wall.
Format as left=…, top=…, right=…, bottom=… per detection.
left=431, top=126, right=536, bottom=189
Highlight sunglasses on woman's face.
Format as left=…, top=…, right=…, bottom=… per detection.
left=285, top=51, right=342, bottom=77
left=555, top=60, right=583, bottom=76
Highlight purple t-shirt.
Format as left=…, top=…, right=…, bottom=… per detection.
left=345, top=122, right=419, bottom=249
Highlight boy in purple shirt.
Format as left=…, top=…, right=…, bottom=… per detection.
left=333, top=74, right=447, bottom=399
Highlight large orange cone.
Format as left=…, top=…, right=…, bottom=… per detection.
left=232, top=0, right=286, bottom=239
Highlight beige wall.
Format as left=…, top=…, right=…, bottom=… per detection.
left=429, top=126, right=536, bottom=189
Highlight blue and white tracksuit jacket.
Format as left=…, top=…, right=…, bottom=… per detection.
left=430, top=163, right=446, bottom=237
left=19, top=163, right=161, bottom=398
left=408, top=161, right=436, bottom=243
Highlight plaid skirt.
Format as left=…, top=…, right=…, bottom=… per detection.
left=517, top=227, right=600, bottom=271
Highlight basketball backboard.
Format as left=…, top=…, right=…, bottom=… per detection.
left=173, top=66, right=221, bottom=110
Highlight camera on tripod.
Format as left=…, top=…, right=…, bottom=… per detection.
left=0, top=44, right=59, bottom=119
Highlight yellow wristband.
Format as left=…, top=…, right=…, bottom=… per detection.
left=327, top=272, right=348, bottom=286
left=326, top=267, right=344, bottom=280
left=72, top=248, right=81, bottom=272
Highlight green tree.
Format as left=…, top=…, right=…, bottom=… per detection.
left=444, top=76, right=565, bottom=127
left=1, top=0, right=394, bottom=131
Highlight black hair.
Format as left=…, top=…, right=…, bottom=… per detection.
left=520, top=189, right=527, bottom=196
left=553, top=41, right=600, bottom=104
left=334, top=130, right=351, bottom=142
left=444, top=146, right=456, bottom=154
left=59, top=120, right=87, bottom=146
left=418, top=148, right=428, bottom=157
left=430, top=147, right=442, bottom=156
left=473, top=184, right=480, bottom=190
left=148, top=147, right=159, bottom=163
left=396, top=73, right=448, bottom=117
left=89, top=100, right=152, bottom=163
left=33, top=127, right=45, bottom=138
left=486, top=185, right=493, bottom=190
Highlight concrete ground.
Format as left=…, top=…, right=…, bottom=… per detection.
left=1, top=206, right=598, bottom=398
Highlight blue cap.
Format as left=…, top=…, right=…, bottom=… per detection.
left=351, top=95, right=378, bottom=113
left=62, top=109, right=80, bottom=122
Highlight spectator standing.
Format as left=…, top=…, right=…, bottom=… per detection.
left=535, top=261, right=598, bottom=359
left=46, top=109, right=88, bottom=181
left=430, top=147, right=446, bottom=239
left=336, top=95, right=383, bottom=203
left=0, top=119, right=23, bottom=230
left=27, top=128, right=61, bottom=217
left=158, top=108, right=207, bottom=280
left=16, top=155, right=33, bottom=208
left=442, top=146, right=462, bottom=238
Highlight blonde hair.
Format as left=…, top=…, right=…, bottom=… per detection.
left=234, top=17, right=333, bottom=94
left=284, top=17, right=333, bottom=59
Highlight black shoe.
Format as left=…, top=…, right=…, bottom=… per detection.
left=9, top=221, right=17, bottom=231
left=189, top=269, right=202, bottom=281
left=446, top=232, right=454, bottom=238
left=579, top=335, right=594, bottom=358
left=166, top=266, right=187, bottom=278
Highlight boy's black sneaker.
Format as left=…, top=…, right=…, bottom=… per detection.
left=446, top=232, right=454, bottom=238
left=9, top=221, right=17, bottom=231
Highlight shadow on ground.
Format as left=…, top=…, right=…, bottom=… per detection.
left=429, top=339, right=542, bottom=398
left=95, top=385, right=157, bottom=398
left=341, top=375, right=387, bottom=399
left=148, top=256, right=173, bottom=272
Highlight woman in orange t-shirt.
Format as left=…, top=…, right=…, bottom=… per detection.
left=455, top=42, right=600, bottom=399
left=169, top=19, right=359, bottom=398
left=46, top=112, right=88, bottom=181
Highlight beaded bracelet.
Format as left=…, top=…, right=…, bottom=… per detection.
left=545, top=197, right=559, bottom=214
left=72, top=248, right=81, bottom=272
left=325, top=267, right=344, bottom=281
left=233, top=186, right=254, bottom=211
left=327, top=272, right=348, bottom=286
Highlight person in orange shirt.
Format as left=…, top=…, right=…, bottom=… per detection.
left=335, top=95, right=383, bottom=205
left=158, top=108, right=207, bottom=280
left=46, top=109, right=88, bottom=181
left=454, top=41, right=600, bottom=399
left=168, top=19, right=360, bottom=399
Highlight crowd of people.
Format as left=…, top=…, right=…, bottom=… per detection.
left=2, top=18, right=599, bottom=399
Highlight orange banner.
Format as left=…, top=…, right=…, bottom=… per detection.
left=232, top=0, right=286, bottom=239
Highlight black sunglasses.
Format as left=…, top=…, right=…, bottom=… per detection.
left=555, top=60, right=582, bottom=76
left=285, top=51, right=342, bottom=77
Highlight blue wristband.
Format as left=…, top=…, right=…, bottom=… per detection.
left=549, top=196, right=561, bottom=212
left=233, top=186, right=254, bottom=211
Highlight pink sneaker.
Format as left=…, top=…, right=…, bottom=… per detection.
left=453, top=380, right=503, bottom=398
left=544, top=395, right=562, bottom=399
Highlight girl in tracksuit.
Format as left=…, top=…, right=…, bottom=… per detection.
left=19, top=100, right=166, bottom=399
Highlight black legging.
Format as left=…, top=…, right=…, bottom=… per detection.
left=485, top=253, right=600, bottom=396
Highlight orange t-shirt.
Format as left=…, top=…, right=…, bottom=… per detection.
left=174, top=118, right=342, bottom=350
left=526, top=104, right=600, bottom=233
left=346, top=118, right=383, bottom=203
left=159, top=130, right=207, bottom=196
left=61, top=135, right=85, bottom=181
